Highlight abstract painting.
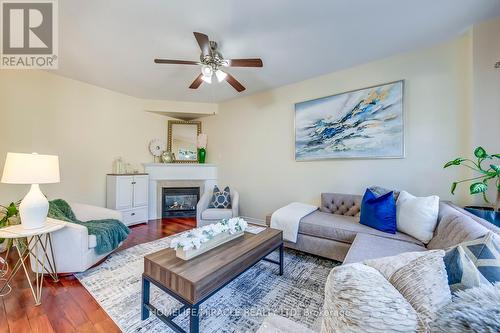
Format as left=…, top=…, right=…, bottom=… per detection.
left=295, top=80, right=404, bottom=160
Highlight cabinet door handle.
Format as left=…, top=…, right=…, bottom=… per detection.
left=131, top=181, right=136, bottom=184
left=131, top=212, right=136, bottom=216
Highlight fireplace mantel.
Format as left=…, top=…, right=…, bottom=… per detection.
left=143, top=163, right=217, bottom=219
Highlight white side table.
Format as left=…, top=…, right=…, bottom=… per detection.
left=0, top=218, right=65, bottom=305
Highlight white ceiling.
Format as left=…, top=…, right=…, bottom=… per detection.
left=56, top=0, right=500, bottom=102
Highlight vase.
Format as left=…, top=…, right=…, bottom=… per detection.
left=198, top=148, right=206, bottom=164
left=464, top=206, right=500, bottom=227
left=161, top=151, right=175, bottom=163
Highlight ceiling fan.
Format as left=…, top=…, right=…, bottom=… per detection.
left=154, top=32, right=263, bottom=92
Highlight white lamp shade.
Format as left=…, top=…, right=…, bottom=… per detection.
left=1, top=152, right=60, bottom=184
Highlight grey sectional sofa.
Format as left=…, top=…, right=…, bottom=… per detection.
left=266, top=192, right=500, bottom=263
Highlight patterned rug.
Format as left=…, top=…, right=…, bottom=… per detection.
left=75, top=235, right=339, bottom=333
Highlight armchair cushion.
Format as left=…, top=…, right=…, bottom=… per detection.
left=208, top=186, right=232, bottom=209
left=202, top=208, right=233, bottom=221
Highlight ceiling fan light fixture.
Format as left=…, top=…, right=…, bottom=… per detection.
left=201, top=65, right=213, bottom=77
left=215, top=69, right=227, bottom=82
left=201, top=74, right=212, bottom=84
left=155, top=32, right=262, bottom=92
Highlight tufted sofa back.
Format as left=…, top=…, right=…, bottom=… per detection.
left=320, top=193, right=362, bottom=217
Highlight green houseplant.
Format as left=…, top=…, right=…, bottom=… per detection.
left=0, top=202, right=20, bottom=252
left=444, top=146, right=500, bottom=225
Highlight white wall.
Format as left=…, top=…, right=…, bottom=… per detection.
left=0, top=70, right=214, bottom=206
left=203, top=34, right=474, bottom=220
left=472, top=17, right=500, bottom=206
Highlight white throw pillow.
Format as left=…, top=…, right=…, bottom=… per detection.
left=389, top=250, right=451, bottom=331
left=321, top=263, right=420, bottom=333
left=396, top=191, right=439, bottom=244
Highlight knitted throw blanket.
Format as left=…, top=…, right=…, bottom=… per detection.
left=48, top=199, right=130, bottom=255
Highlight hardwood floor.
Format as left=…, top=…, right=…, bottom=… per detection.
left=0, top=218, right=196, bottom=333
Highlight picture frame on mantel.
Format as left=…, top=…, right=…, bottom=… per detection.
left=167, top=120, right=202, bottom=164
left=294, top=80, right=405, bottom=161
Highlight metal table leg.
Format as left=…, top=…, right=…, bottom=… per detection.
left=279, top=243, right=284, bottom=276
left=141, top=276, right=150, bottom=320
left=0, top=234, right=60, bottom=305
left=189, top=304, right=200, bottom=333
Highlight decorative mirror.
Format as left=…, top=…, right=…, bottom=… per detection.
left=167, top=120, right=201, bottom=163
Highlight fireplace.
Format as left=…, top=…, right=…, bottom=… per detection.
left=162, top=187, right=200, bottom=218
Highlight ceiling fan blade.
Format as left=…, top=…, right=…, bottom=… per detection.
left=189, top=74, right=204, bottom=89
left=193, top=32, right=211, bottom=57
left=154, top=59, right=201, bottom=65
left=227, top=58, right=263, bottom=67
left=225, top=73, right=246, bottom=92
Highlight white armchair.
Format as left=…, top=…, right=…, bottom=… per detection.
left=196, top=188, right=239, bottom=227
left=30, top=202, right=124, bottom=274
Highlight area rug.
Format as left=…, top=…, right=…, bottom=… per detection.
left=75, top=235, right=339, bottom=333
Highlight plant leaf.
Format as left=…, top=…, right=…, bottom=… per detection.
left=490, top=164, right=500, bottom=174
left=6, top=202, right=18, bottom=217
left=450, top=182, right=458, bottom=194
left=470, top=182, right=488, bottom=194
left=444, top=158, right=465, bottom=168
left=474, top=147, right=488, bottom=159
left=492, top=154, right=500, bottom=159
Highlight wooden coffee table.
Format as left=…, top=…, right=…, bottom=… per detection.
left=141, top=228, right=283, bottom=333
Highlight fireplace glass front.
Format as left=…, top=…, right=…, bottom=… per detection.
left=162, top=187, right=200, bottom=218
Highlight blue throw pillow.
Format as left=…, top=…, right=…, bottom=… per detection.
left=443, top=245, right=489, bottom=293
left=457, top=232, right=500, bottom=284
left=208, top=186, right=232, bottom=209
left=360, top=188, right=397, bottom=234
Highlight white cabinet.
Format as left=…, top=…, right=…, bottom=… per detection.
left=115, top=176, right=134, bottom=210
left=132, top=175, right=149, bottom=207
left=107, top=174, right=149, bottom=226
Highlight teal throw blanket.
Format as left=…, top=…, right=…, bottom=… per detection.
left=48, top=199, right=130, bottom=255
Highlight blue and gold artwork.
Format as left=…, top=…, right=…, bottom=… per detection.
left=295, top=81, right=404, bottom=160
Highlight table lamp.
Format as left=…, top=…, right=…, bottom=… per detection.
left=1, top=152, right=60, bottom=229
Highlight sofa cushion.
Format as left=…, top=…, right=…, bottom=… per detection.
left=321, top=263, right=419, bottom=333
left=443, top=245, right=489, bottom=292
left=396, top=191, right=440, bottom=244
left=201, top=208, right=233, bottom=221
left=427, top=212, right=489, bottom=250
left=364, top=250, right=429, bottom=280
left=457, top=232, right=500, bottom=284
left=299, top=211, right=423, bottom=246
left=388, top=250, right=451, bottom=331
left=360, top=189, right=397, bottom=234
left=343, top=233, right=426, bottom=264
left=369, top=185, right=401, bottom=201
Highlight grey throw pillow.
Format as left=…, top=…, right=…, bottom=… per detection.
left=208, top=186, right=232, bottom=209
left=368, top=185, right=400, bottom=201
